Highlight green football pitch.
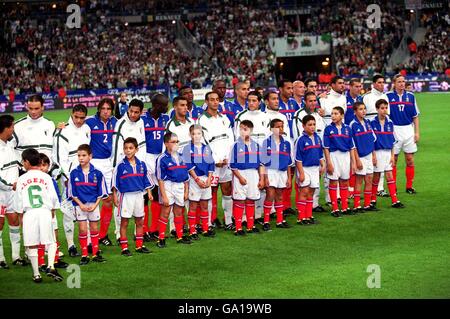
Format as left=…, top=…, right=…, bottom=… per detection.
left=0, top=93, right=449, bottom=298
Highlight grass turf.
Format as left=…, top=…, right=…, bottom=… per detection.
left=0, top=93, right=449, bottom=298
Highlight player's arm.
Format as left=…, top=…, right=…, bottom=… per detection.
left=142, top=163, right=154, bottom=201
left=183, top=180, right=189, bottom=201
left=323, top=148, right=333, bottom=175
left=413, top=116, right=419, bottom=143
left=71, top=196, right=89, bottom=212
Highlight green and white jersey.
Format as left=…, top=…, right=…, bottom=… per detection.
left=0, top=139, right=19, bottom=192
left=10, top=115, right=55, bottom=162
left=292, top=108, right=326, bottom=142
left=234, top=109, right=271, bottom=145
left=111, top=113, right=146, bottom=167
left=197, top=111, right=234, bottom=163
left=165, top=116, right=195, bottom=151
left=318, top=89, right=347, bottom=125
left=52, top=116, right=91, bottom=177
left=14, top=169, right=60, bottom=213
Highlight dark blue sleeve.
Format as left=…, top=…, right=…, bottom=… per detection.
left=52, top=179, right=61, bottom=203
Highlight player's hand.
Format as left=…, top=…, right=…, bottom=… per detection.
left=239, top=177, right=247, bottom=185
left=286, top=177, right=292, bottom=189
left=258, top=179, right=265, bottom=190
left=57, top=122, right=67, bottom=129
left=319, top=164, right=326, bottom=176
left=196, top=178, right=205, bottom=188
left=204, top=179, right=211, bottom=188
left=318, top=108, right=325, bottom=117
left=327, top=163, right=334, bottom=175
left=414, top=132, right=420, bottom=143
left=390, top=157, right=395, bottom=167
left=148, top=191, right=153, bottom=201
left=184, top=192, right=189, bottom=201
left=162, top=196, right=170, bottom=207
left=356, top=159, right=363, bottom=171
left=372, top=155, right=377, bottom=167
left=113, top=195, right=119, bottom=207
left=12, top=182, right=16, bottom=191
left=351, top=162, right=357, bottom=174
left=298, top=172, right=305, bottom=183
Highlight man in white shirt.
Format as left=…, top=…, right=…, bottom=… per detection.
left=318, top=76, right=347, bottom=126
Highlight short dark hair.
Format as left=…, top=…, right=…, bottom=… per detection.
left=304, top=78, right=317, bottom=87
left=330, top=76, right=344, bottom=84
left=302, top=114, right=316, bottom=126
left=129, top=99, right=144, bottom=111
left=240, top=120, right=254, bottom=129
left=304, top=91, right=316, bottom=100
left=333, top=106, right=345, bottom=115
left=0, top=115, right=14, bottom=134
left=123, top=137, right=138, bottom=149
left=179, top=86, right=192, bottom=96
left=173, top=96, right=187, bottom=106
left=151, top=93, right=169, bottom=107
left=205, top=91, right=219, bottom=101
left=73, top=104, right=88, bottom=115
left=247, top=91, right=261, bottom=101
left=27, top=94, right=44, bottom=106
left=38, top=153, right=50, bottom=166
left=22, top=148, right=40, bottom=166
left=349, top=78, right=361, bottom=86
left=270, top=118, right=284, bottom=128
left=375, top=99, right=389, bottom=109
left=353, top=101, right=365, bottom=111
left=97, top=98, right=114, bottom=112
left=278, top=79, right=292, bottom=89
left=77, top=144, right=92, bottom=155
left=163, top=131, right=177, bottom=143
left=372, top=74, right=385, bottom=83
left=264, top=90, right=278, bottom=101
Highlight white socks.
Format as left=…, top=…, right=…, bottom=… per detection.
left=0, top=230, right=5, bottom=262
left=222, top=195, right=233, bottom=225
left=9, top=225, right=21, bottom=261
left=63, top=213, right=75, bottom=248
left=47, top=242, right=57, bottom=269
left=26, top=247, right=39, bottom=277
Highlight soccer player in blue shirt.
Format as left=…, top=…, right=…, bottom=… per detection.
left=230, top=120, right=265, bottom=236
left=386, top=74, right=420, bottom=194
left=112, top=138, right=154, bottom=257
left=142, top=93, right=170, bottom=241
left=323, top=107, right=356, bottom=217
left=261, top=119, right=294, bottom=231
left=349, top=102, right=377, bottom=212
left=182, top=125, right=216, bottom=239
left=370, top=99, right=405, bottom=208
left=85, top=98, right=117, bottom=247
left=278, top=79, right=300, bottom=138
left=155, top=132, right=191, bottom=248
left=295, top=115, right=326, bottom=225
left=68, top=144, right=108, bottom=264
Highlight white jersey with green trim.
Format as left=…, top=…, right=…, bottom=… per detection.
left=362, top=88, right=389, bottom=120
left=10, top=115, right=55, bottom=162
left=165, top=116, right=195, bottom=151
left=292, top=108, right=326, bottom=142
left=111, top=113, right=146, bottom=167
left=265, top=108, right=292, bottom=142
left=319, top=89, right=347, bottom=125
left=14, top=168, right=60, bottom=213
left=234, top=109, right=271, bottom=145
left=0, top=139, right=19, bottom=192
left=52, top=116, right=91, bottom=177
left=197, top=111, right=234, bottom=163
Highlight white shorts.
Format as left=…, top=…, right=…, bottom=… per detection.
left=117, top=191, right=145, bottom=219
left=327, top=151, right=351, bottom=180
left=189, top=176, right=212, bottom=202
left=393, top=124, right=417, bottom=155
left=267, top=168, right=288, bottom=189
left=75, top=203, right=101, bottom=222
left=91, top=158, right=113, bottom=193
left=160, top=181, right=185, bottom=207
left=374, top=149, right=393, bottom=173
left=145, top=153, right=159, bottom=185
left=22, top=208, right=56, bottom=246
left=0, top=191, right=15, bottom=216
left=298, top=166, right=320, bottom=189
left=211, top=165, right=232, bottom=187
left=355, top=154, right=374, bottom=176
left=232, top=169, right=261, bottom=201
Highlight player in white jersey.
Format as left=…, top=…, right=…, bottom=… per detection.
left=198, top=92, right=235, bottom=230
left=318, top=76, right=347, bottom=126
left=111, top=99, right=147, bottom=242
left=362, top=75, right=390, bottom=197
left=292, top=92, right=327, bottom=212
left=14, top=148, right=62, bottom=283
left=10, top=94, right=55, bottom=170
left=234, top=91, right=271, bottom=222
left=53, top=104, right=90, bottom=257
left=0, top=115, right=29, bottom=269
left=166, top=97, right=196, bottom=151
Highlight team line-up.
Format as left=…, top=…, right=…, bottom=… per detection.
left=0, top=74, right=420, bottom=283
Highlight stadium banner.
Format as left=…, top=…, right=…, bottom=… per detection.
left=0, top=86, right=169, bottom=113
left=269, top=35, right=330, bottom=57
